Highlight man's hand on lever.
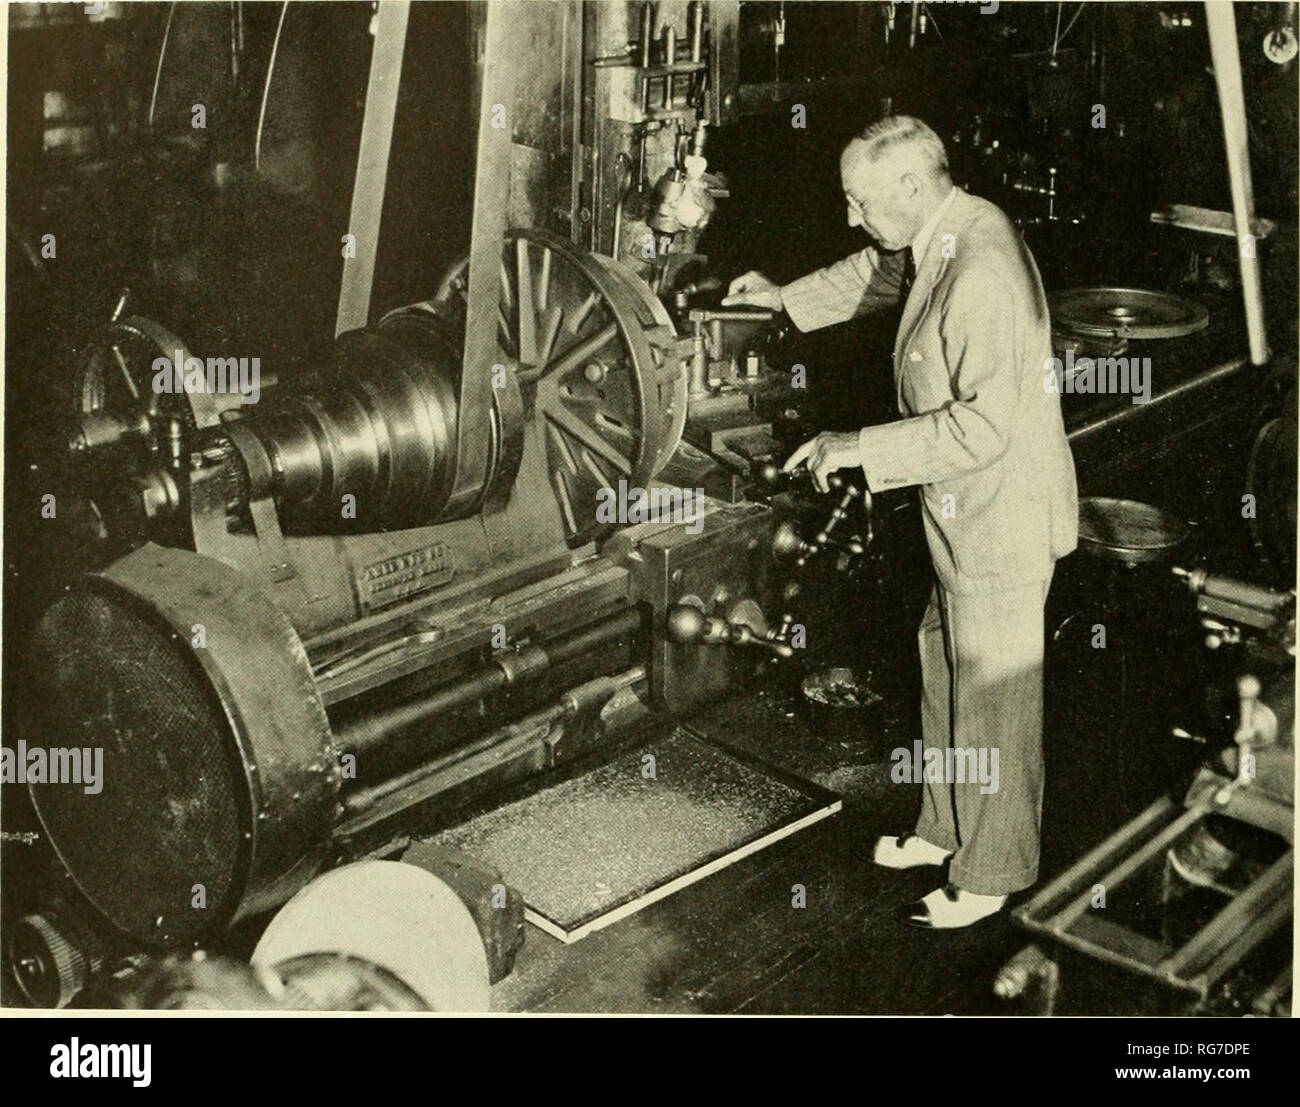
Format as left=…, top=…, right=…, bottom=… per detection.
left=722, top=271, right=784, bottom=312
left=784, top=432, right=863, bottom=493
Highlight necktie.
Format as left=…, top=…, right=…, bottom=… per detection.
left=898, top=250, right=916, bottom=304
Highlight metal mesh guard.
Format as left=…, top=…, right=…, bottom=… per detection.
left=27, top=592, right=247, bottom=947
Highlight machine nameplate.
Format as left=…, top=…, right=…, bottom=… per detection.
left=359, top=544, right=455, bottom=611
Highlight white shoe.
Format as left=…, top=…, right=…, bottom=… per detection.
left=872, top=834, right=954, bottom=870
left=901, top=884, right=1007, bottom=929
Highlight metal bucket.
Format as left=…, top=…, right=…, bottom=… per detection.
left=799, top=665, right=891, bottom=755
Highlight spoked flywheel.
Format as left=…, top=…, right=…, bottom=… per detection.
left=432, top=229, right=688, bottom=544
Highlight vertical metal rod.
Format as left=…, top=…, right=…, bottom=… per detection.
left=1098, top=1, right=1107, bottom=98
left=664, top=25, right=677, bottom=107
left=255, top=0, right=291, bottom=172
left=229, top=2, right=240, bottom=87
left=640, top=2, right=653, bottom=112
left=590, top=141, right=602, bottom=251
left=1205, top=1, right=1270, bottom=365
left=640, top=2, right=654, bottom=67
left=689, top=0, right=704, bottom=100
left=334, top=0, right=411, bottom=337
left=148, top=2, right=178, bottom=127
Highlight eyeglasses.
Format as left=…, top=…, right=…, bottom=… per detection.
left=845, top=174, right=906, bottom=213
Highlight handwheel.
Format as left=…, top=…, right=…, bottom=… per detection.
left=67, top=315, right=237, bottom=551
left=73, top=314, right=233, bottom=459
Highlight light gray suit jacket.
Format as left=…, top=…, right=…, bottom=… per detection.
left=781, top=188, right=1078, bottom=595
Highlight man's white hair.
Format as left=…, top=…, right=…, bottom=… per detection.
left=847, top=116, right=950, bottom=183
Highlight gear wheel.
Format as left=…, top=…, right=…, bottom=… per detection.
left=7, top=913, right=94, bottom=1008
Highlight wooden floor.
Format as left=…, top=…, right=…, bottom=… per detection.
left=485, top=535, right=1286, bottom=1015
left=492, top=676, right=1086, bottom=1015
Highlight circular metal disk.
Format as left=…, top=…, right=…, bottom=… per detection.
left=75, top=315, right=233, bottom=444
left=25, top=546, right=337, bottom=948
left=252, top=861, right=490, bottom=1012
left=1245, top=412, right=1297, bottom=577
left=6, top=915, right=89, bottom=1008
left=70, top=316, right=240, bottom=552
left=1077, top=496, right=1190, bottom=566
left=1049, top=287, right=1209, bottom=340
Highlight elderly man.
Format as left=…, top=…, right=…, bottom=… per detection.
left=725, top=116, right=1077, bottom=928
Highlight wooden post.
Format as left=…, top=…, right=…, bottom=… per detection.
left=1205, top=1, right=1270, bottom=365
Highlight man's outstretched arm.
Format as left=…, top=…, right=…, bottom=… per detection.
left=725, top=247, right=907, bottom=332
left=781, top=247, right=907, bottom=331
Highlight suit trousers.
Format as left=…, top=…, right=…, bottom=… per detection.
left=912, top=575, right=1052, bottom=896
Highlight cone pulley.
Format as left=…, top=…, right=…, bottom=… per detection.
left=63, top=233, right=689, bottom=551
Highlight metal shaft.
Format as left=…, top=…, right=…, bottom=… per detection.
left=337, top=665, right=647, bottom=831
left=334, top=607, right=642, bottom=757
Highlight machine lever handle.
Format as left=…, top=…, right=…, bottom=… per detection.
left=1174, top=566, right=1293, bottom=613
left=665, top=604, right=795, bottom=660
left=770, top=480, right=873, bottom=569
